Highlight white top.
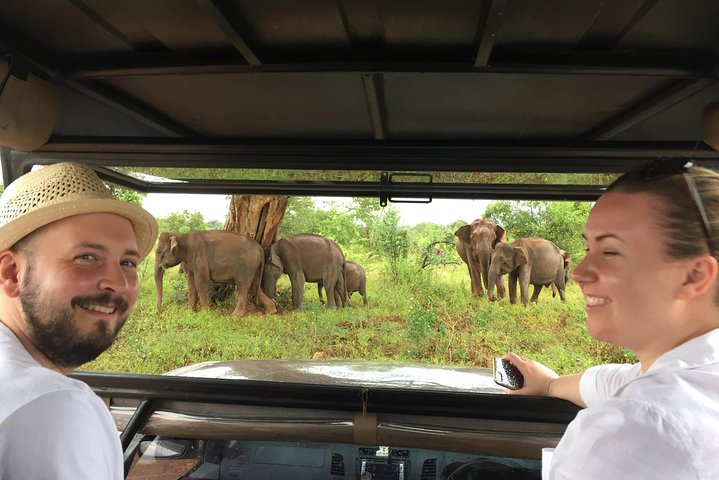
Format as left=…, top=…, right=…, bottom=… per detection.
left=0, top=322, right=123, bottom=479
left=549, top=328, right=719, bottom=479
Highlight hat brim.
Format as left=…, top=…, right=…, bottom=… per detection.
left=0, top=198, right=158, bottom=260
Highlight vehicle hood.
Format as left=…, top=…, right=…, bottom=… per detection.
left=166, top=359, right=504, bottom=394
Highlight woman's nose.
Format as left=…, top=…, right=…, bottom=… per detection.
left=571, top=256, right=592, bottom=285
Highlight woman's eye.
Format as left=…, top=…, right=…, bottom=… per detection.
left=77, top=254, right=97, bottom=261
left=602, top=250, right=618, bottom=256
left=121, top=260, right=138, bottom=269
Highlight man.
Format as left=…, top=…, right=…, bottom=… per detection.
left=0, top=162, right=158, bottom=479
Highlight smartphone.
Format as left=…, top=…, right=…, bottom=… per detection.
left=493, top=357, right=524, bottom=390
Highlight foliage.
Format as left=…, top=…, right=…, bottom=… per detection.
left=484, top=201, right=590, bottom=262
left=109, top=186, right=146, bottom=206
left=158, top=210, right=208, bottom=234
left=372, top=207, right=409, bottom=274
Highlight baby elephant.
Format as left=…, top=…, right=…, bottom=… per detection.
left=318, top=261, right=368, bottom=306
left=487, top=237, right=567, bottom=306
left=154, top=230, right=276, bottom=316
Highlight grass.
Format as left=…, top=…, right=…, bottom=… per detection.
left=82, top=257, right=633, bottom=375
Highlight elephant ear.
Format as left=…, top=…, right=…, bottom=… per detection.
left=454, top=224, right=471, bottom=244
left=493, top=225, right=506, bottom=247
left=269, top=244, right=284, bottom=270
left=169, top=234, right=179, bottom=254
left=513, top=247, right=528, bottom=266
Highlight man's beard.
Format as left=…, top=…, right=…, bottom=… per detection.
left=20, top=262, right=131, bottom=370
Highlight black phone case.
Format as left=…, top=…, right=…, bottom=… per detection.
left=493, top=357, right=524, bottom=390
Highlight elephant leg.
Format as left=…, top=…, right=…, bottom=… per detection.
left=231, top=276, right=254, bottom=316
left=508, top=273, right=518, bottom=304
left=468, top=259, right=484, bottom=297
left=324, top=281, right=337, bottom=308
left=518, top=267, right=531, bottom=306
left=258, top=289, right=277, bottom=314
left=187, top=271, right=199, bottom=310
left=290, top=277, right=305, bottom=309
left=496, top=274, right=506, bottom=299
left=317, top=282, right=325, bottom=304
left=530, top=284, right=542, bottom=303
left=360, top=286, right=368, bottom=306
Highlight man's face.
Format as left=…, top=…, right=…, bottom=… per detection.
left=18, top=213, right=140, bottom=369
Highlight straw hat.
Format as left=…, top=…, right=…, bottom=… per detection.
left=0, top=162, right=158, bottom=259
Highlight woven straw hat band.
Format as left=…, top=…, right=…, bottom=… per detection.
left=0, top=163, right=158, bottom=259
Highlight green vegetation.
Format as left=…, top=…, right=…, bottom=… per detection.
left=83, top=197, right=633, bottom=376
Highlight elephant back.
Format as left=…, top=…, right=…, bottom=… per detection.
left=285, top=233, right=345, bottom=282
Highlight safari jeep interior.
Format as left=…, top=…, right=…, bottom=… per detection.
left=2, top=1, right=719, bottom=479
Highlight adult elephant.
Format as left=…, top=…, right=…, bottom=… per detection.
left=318, top=260, right=367, bottom=306
left=487, top=237, right=567, bottom=306
left=454, top=219, right=506, bottom=298
left=154, top=230, right=277, bottom=316
left=262, top=233, right=347, bottom=309
left=549, top=250, right=572, bottom=298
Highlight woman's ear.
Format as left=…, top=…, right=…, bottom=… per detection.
left=0, top=250, right=22, bottom=298
left=677, top=255, right=719, bottom=300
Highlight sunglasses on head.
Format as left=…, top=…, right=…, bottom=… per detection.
left=620, top=158, right=714, bottom=255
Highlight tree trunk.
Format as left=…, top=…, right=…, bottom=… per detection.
left=213, top=195, right=288, bottom=304
left=224, top=195, right=288, bottom=247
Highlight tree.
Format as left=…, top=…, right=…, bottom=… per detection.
left=484, top=200, right=590, bottom=262
left=224, top=195, right=287, bottom=247
left=158, top=210, right=207, bottom=233
left=109, top=186, right=145, bottom=206
left=373, top=206, right=409, bottom=275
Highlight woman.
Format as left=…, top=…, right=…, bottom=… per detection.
left=505, top=159, right=719, bottom=479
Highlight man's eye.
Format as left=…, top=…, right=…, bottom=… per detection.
left=77, top=254, right=97, bottom=261
left=602, top=250, right=618, bottom=256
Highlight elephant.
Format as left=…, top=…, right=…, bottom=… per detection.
left=154, top=230, right=277, bottom=316
left=548, top=250, right=572, bottom=297
left=262, top=233, right=347, bottom=309
left=487, top=237, right=567, bottom=306
left=454, top=219, right=506, bottom=298
left=318, top=260, right=367, bottom=306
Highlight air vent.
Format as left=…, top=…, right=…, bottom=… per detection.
left=331, top=453, right=345, bottom=476
left=420, top=458, right=437, bottom=480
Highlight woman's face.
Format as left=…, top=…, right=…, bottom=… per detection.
left=572, top=192, right=690, bottom=358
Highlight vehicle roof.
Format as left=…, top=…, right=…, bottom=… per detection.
left=2, top=0, right=719, bottom=199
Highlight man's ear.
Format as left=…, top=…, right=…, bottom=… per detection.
left=677, top=255, right=719, bottom=300
left=0, top=250, right=22, bottom=298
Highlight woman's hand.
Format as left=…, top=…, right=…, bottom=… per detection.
left=502, top=352, right=586, bottom=407
left=502, top=352, right=558, bottom=396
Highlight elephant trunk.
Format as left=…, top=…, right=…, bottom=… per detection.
left=154, top=257, right=165, bottom=311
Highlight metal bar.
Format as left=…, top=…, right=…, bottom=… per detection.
left=120, top=398, right=157, bottom=451
left=585, top=78, right=718, bottom=140
left=361, top=73, right=387, bottom=140
left=70, top=371, right=580, bottom=424
left=197, top=0, right=261, bottom=66
left=578, top=0, right=658, bottom=50
left=20, top=139, right=719, bottom=172
left=57, top=55, right=715, bottom=79
left=474, top=0, right=509, bottom=67
left=93, top=174, right=607, bottom=202
left=66, top=0, right=136, bottom=51
left=119, top=398, right=157, bottom=476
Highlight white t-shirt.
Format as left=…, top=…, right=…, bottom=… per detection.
left=0, top=322, right=123, bottom=479
left=549, top=328, right=719, bottom=479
